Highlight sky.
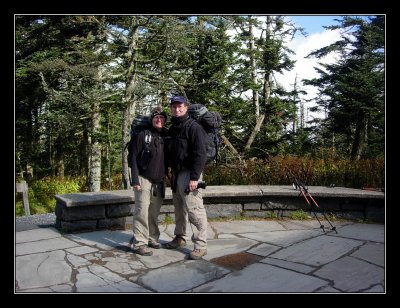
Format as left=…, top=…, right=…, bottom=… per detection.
left=275, top=15, right=378, bottom=121
left=228, top=15, right=346, bottom=121
left=289, top=15, right=341, bottom=34
left=275, top=16, right=344, bottom=120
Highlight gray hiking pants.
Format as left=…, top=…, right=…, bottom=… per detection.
left=132, top=175, right=164, bottom=247
left=173, top=169, right=207, bottom=250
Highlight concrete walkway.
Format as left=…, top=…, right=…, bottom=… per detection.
left=15, top=218, right=385, bottom=293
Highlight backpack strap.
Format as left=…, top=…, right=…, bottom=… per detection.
left=124, top=141, right=130, bottom=152
left=176, top=118, right=196, bottom=139
left=144, top=129, right=152, bottom=146
left=212, top=128, right=220, bottom=166
left=139, top=130, right=153, bottom=172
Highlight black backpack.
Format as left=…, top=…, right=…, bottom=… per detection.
left=188, top=104, right=222, bottom=164
left=124, top=114, right=152, bottom=175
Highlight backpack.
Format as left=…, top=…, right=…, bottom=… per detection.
left=188, top=104, right=222, bottom=165
left=124, top=114, right=152, bottom=179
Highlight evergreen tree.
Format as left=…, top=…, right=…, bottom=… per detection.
left=304, top=16, right=384, bottom=160
left=16, top=16, right=119, bottom=191
left=228, top=16, right=303, bottom=159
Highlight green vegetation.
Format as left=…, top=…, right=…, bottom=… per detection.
left=263, top=211, right=279, bottom=219
left=208, top=215, right=257, bottom=222
left=288, top=210, right=310, bottom=220
left=162, top=215, right=174, bottom=225
left=15, top=16, right=384, bottom=216
left=15, top=177, right=83, bottom=216
left=204, top=156, right=384, bottom=188
left=15, top=16, right=384, bottom=193
left=15, top=156, right=384, bottom=217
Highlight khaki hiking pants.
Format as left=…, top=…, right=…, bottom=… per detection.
left=173, top=169, right=207, bottom=250
left=132, top=175, right=164, bottom=247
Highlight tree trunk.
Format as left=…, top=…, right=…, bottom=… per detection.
left=121, top=102, right=136, bottom=189
left=80, top=125, right=89, bottom=177
left=221, top=134, right=239, bottom=155
left=263, top=16, right=273, bottom=125
left=292, top=74, right=298, bottom=133
left=54, top=134, right=65, bottom=179
left=88, top=102, right=101, bottom=192
left=243, top=17, right=263, bottom=151
left=350, top=115, right=368, bottom=161
left=249, top=19, right=260, bottom=117
left=221, top=134, right=247, bottom=170
left=245, top=114, right=265, bottom=149
left=121, top=19, right=140, bottom=189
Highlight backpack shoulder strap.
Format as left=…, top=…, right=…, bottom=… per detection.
left=185, top=118, right=196, bottom=128
left=178, top=118, right=195, bottom=137
left=144, top=129, right=152, bottom=145
left=124, top=141, right=130, bottom=152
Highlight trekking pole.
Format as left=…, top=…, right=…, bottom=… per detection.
left=285, top=167, right=337, bottom=233
left=297, top=181, right=327, bottom=232
left=303, top=189, right=337, bottom=233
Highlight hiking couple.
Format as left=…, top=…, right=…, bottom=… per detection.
left=129, top=95, right=208, bottom=260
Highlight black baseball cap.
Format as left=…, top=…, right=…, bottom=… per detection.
left=170, top=95, right=188, bottom=105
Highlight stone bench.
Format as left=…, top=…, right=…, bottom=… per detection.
left=55, top=185, right=384, bottom=233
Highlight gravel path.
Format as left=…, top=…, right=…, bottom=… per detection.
left=15, top=213, right=56, bottom=232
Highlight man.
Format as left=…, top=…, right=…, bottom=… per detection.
left=164, top=95, right=208, bottom=260
left=130, top=107, right=167, bottom=256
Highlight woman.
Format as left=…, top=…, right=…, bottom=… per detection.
left=130, top=107, right=168, bottom=256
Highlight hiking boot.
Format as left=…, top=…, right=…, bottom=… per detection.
left=189, top=248, right=207, bottom=260
left=148, top=241, right=161, bottom=249
left=164, top=236, right=187, bottom=249
left=131, top=245, right=153, bottom=256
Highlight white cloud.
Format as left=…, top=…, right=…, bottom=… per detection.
left=228, top=18, right=342, bottom=120
left=274, top=29, right=342, bottom=121
left=276, top=29, right=342, bottom=96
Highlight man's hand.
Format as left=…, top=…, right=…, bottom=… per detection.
left=133, top=184, right=141, bottom=191
left=188, top=180, right=198, bottom=192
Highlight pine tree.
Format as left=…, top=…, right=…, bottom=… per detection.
left=304, top=16, right=384, bottom=160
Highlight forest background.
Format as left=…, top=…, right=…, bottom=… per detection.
left=15, top=15, right=385, bottom=215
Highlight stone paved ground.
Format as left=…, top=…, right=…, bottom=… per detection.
left=15, top=218, right=385, bottom=293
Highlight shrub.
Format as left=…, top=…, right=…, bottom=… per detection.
left=15, top=177, right=81, bottom=216
left=205, top=156, right=384, bottom=188
left=15, top=156, right=384, bottom=216
left=288, top=210, right=310, bottom=220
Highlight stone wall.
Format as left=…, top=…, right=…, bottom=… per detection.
left=55, top=185, right=384, bottom=233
